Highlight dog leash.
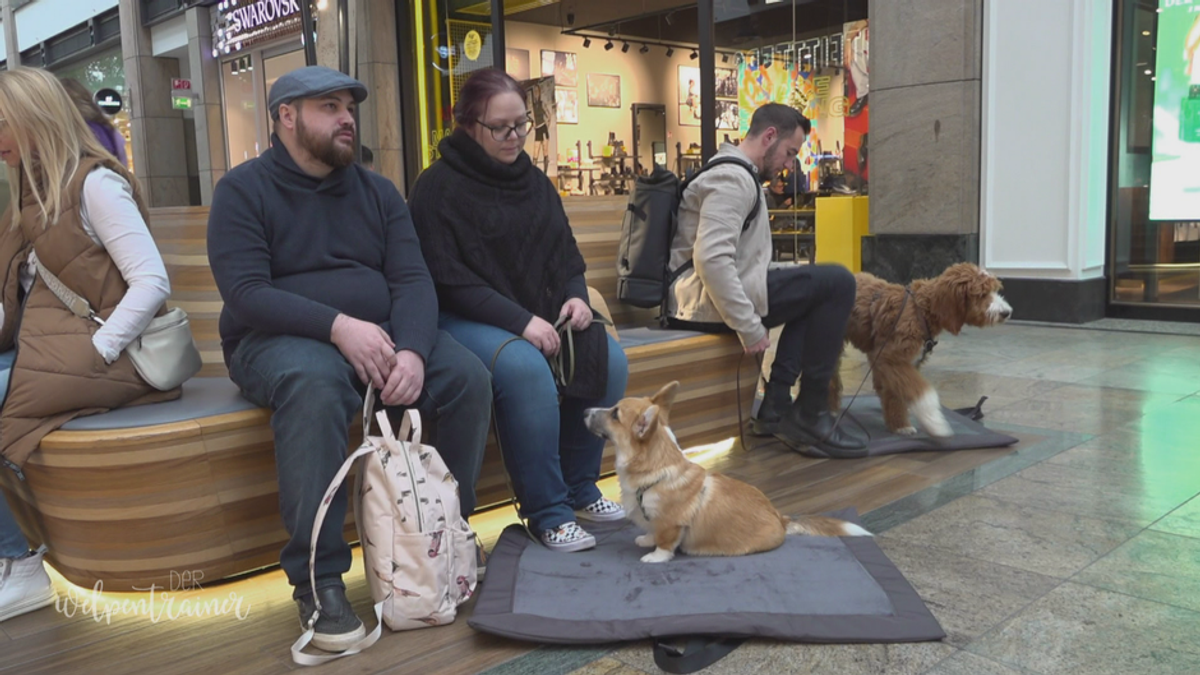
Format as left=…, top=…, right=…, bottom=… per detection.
left=735, top=286, right=919, bottom=454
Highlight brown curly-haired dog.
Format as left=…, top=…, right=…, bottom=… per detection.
left=830, top=263, right=1012, bottom=437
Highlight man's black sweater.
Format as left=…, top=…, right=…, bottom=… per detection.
left=207, top=137, right=437, bottom=366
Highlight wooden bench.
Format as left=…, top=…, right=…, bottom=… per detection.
left=0, top=197, right=753, bottom=591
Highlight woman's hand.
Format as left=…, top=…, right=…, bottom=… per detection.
left=559, top=298, right=593, bottom=331
left=523, top=315, right=561, bottom=357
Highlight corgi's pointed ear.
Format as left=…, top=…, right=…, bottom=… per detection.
left=634, top=405, right=660, bottom=440
left=651, top=381, right=680, bottom=410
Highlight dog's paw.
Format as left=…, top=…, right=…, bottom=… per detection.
left=640, top=548, right=675, bottom=563
left=635, top=533, right=656, bottom=548
left=894, top=426, right=918, bottom=436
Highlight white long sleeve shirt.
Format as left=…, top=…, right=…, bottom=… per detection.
left=10, top=168, right=171, bottom=363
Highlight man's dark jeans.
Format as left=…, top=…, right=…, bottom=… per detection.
left=670, top=264, right=855, bottom=405
left=228, top=331, right=491, bottom=599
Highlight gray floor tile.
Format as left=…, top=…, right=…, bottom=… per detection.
left=882, top=494, right=1143, bottom=578
left=877, top=538, right=1060, bottom=647
left=1152, top=495, right=1200, bottom=538
left=1074, top=529, right=1200, bottom=614
left=925, top=650, right=1040, bottom=675
left=969, top=582, right=1200, bottom=675
left=978, top=460, right=1198, bottom=526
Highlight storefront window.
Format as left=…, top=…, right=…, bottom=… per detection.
left=1111, top=0, right=1200, bottom=308
left=55, top=49, right=133, bottom=171
left=224, top=54, right=260, bottom=167
left=403, top=1, right=867, bottom=201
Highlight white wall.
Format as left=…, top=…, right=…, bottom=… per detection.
left=981, top=0, right=1112, bottom=281
left=14, top=0, right=117, bottom=51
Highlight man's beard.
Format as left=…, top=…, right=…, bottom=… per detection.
left=297, top=114, right=355, bottom=168
left=762, top=138, right=786, bottom=180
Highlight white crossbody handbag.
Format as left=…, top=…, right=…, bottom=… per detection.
left=35, top=261, right=202, bottom=390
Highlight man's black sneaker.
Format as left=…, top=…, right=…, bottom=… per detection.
left=296, top=586, right=366, bottom=653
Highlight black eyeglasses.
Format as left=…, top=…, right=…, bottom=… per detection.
left=476, top=117, right=534, bottom=141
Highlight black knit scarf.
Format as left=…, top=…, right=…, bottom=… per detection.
left=410, top=130, right=607, bottom=400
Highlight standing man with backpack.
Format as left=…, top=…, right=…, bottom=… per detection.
left=665, top=103, right=866, bottom=457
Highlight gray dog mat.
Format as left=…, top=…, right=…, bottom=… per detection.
left=762, top=394, right=1019, bottom=458
left=469, top=508, right=944, bottom=645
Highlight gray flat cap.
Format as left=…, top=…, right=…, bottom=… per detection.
left=268, top=66, right=368, bottom=119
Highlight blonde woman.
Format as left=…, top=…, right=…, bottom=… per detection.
left=0, top=67, right=176, bottom=622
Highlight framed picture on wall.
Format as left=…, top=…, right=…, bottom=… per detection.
left=506, top=48, right=531, bottom=81
left=715, top=68, right=737, bottom=99
left=678, top=65, right=701, bottom=127
left=586, top=73, right=621, bottom=108
left=555, top=88, right=578, bottom=124
left=716, top=100, right=739, bottom=129
left=541, top=50, right=578, bottom=88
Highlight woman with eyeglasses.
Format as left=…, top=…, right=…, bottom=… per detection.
left=409, top=68, right=628, bottom=554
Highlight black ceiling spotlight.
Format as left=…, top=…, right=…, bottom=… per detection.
left=604, top=40, right=614, bottom=51
left=582, top=37, right=591, bottom=48
left=722, top=52, right=730, bottom=64
left=639, top=43, right=649, bottom=54
left=690, top=50, right=698, bottom=60
left=666, top=46, right=675, bottom=57
left=621, top=41, right=630, bottom=53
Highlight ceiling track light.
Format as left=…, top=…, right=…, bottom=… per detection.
left=582, top=37, right=591, bottom=48
left=690, top=50, right=698, bottom=60
left=639, top=43, right=649, bottom=54
left=721, top=53, right=730, bottom=63
left=666, top=46, right=675, bottom=57
left=604, top=39, right=614, bottom=51
left=621, top=41, right=630, bottom=53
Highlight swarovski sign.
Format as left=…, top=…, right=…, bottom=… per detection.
left=212, top=0, right=303, bottom=56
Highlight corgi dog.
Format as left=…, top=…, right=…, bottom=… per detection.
left=584, top=381, right=871, bottom=563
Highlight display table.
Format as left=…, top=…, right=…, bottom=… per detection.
left=815, top=195, right=870, bottom=272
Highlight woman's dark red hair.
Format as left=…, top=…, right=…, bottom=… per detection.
left=453, top=68, right=526, bottom=128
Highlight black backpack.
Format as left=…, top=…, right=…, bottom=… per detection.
left=615, top=159, right=763, bottom=313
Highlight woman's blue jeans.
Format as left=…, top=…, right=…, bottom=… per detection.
left=439, top=313, right=628, bottom=533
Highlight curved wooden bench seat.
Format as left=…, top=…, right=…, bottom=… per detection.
left=0, top=199, right=755, bottom=591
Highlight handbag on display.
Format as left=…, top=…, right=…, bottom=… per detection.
left=291, top=393, right=478, bottom=666
left=35, top=261, right=201, bottom=390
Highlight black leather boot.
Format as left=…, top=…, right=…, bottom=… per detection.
left=750, top=380, right=793, bottom=437
left=774, top=390, right=869, bottom=458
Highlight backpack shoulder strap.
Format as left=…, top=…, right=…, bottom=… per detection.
left=680, top=157, right=762, bottom=232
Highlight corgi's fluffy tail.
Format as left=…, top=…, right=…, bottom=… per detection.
left=784, top=516, right=872, bottom=537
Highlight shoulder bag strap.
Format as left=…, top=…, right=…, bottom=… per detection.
left=33, top=261, right=102, bottom=324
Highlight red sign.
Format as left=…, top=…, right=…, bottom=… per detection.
left=172, top=78, right=192, bottom=90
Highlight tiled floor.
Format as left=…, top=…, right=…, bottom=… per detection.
left=507, top=323, right=1200, bottom=675
left=7, top=323, right=1200, bottom=675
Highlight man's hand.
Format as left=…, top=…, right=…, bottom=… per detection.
left=381, top=350, right=425, bottom=407
left=523, top=315, right=561, bottom=357
left=745, top=334, right=770, bottom=356
left=559, top=298, right=593, bottom=331
left=331, top=314, right=396, bottom=388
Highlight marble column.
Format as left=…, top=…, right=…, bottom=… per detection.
left=353, top=0, right=404, bottom=190
left=861, top=0, right=984, bottom=282
left=118, top=0, right=191, bottom=206
left=1, top=0, right=18, bottom=66
left=185, top=6, right=226, bottom=205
